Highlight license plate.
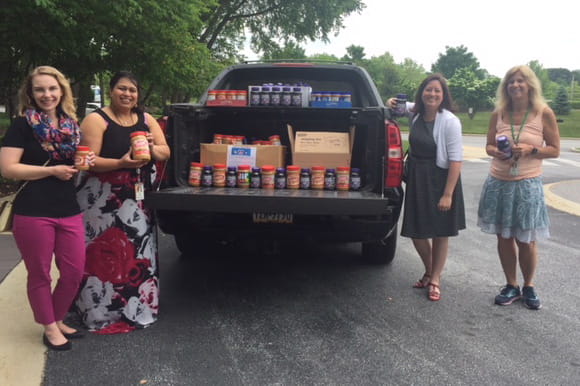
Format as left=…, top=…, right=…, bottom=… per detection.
left=252, top=212, right=293, bottom=224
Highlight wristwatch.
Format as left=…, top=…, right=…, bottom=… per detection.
left=531, top=147, right=539, bottom=155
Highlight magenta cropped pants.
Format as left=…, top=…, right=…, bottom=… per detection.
left=12, top=213, right=86, bottom=325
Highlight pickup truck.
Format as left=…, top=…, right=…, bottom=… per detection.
left=146, top=61, right=405, bottom=264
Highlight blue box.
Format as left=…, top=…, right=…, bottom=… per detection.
left=310, top=101, right=352, bottom=108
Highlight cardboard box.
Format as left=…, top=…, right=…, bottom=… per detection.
left=201, top=143, right=286, bottom=168
left=287, top=124, right=355, bottom=169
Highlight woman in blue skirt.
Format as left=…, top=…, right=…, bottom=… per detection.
left=478, top=65, right=560, bottom=310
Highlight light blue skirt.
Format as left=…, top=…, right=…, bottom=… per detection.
left=477, top=175, right=550, bottom=243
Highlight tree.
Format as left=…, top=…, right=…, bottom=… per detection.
left=199, top=0, right=364, bottom=57
left=551, top=86, right=571, bottom=115
left=449, top=68, right=499, bottom=116
left=341, top=44, right=367, bottom=65
left=1, top=0, right=364, bottom=117
left=262, top=41, right=306, bottom=60
left=431, top=45, right=484, bottom=80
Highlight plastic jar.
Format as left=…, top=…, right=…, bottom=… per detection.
left=189, top=162, right=204, bottom=186
left=236, top=90, right=247, bottom=102
left=201, top=166, right=213, bottom=187
left=74, top=145, right=90, bottom=170
left=237, top=165, right=251, bottom=188
left=286, top=165, right=300, bottom=189
left=260, top=86, right=271, bottom=106
left=130, top=131, right=151, bottom=161
left=250, top=86, right=261, bottom=106
left=250, top=167, right=261, bottom=188
left=291, top=87, right=302, bottom=106
left=281, top=87, right=292, bottom=106
left=300, top=168, right=311, bottom=189
left=271, top=86, right=281, bottom=106
left=269, top=135, right=281, bottom=146
left=350, top=168, right=361, bottom=191
left=226, top=166, right=237, bottom=187
left=336, top=166, right=350, bottom=191
left=207, top=90, right=217, bottom=101
left=213, top=133, right=224, bottom=144
left=216, top=90, right=226, bottom=100
left=213, top=163, right=227, bottom=187
left=311, top=166, right=325, bottom=190
left=261, top=165, right=276, bottom=189
left=394, top=93, right=407, bottom=116
left=275, top=168, right=286, bottom=189
left=324, top=169, right=337, bottom=190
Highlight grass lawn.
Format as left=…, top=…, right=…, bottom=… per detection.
left=398, top=109, right=580, bottom=138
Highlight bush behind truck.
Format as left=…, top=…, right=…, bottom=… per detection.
left=146, top=61, right=405, bottom=264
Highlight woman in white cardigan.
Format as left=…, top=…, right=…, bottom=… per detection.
left=387, top=73, right=465, bottom=301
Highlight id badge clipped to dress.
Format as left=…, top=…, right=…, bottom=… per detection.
left=135, top=168, right=145, bottom=201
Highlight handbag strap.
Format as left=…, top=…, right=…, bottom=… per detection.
left=14, top=159, right=51, bottom=196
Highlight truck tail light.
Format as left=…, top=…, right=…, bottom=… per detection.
left=385, top=120, right=403, bottom=188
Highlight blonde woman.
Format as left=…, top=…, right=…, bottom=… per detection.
left=0, top=66, right=89, bottom=350
left=478, top=65, right=560, bottom=310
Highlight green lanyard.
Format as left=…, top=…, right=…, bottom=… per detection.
left=510, top=109, right=529, bottom=145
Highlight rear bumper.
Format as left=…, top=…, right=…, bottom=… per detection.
left=147, top=186, right=403, bottom=243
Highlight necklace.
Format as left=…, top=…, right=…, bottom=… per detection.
left=111, top=108, right=134, bottom=126
left=510, top=109, right=529, bottom=145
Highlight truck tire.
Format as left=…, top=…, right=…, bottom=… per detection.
left=361, top=225, right=397, bottom=265
left=174, top=232, right=197, bottom=256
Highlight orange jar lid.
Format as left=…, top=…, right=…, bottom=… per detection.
left=311, top=166, right=325, bottom=171
left=286, top=165, right=300, bottom=171
left=261, top=165, right=275, bottom=172
left=214, top=163, right=227, bottom=169
left=337, top=166, right=350, bottom=172
left=191, top=162, right=204, bottom=168
left=77, top=146, right=90, bottom=152
left=238, top=164, right=251, bottom=170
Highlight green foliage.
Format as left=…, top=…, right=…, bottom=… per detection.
left=431, top=45, right=484, bottom=80
left=449, top=68, right=499, bottom=113
left=551, top=86, right=571, bottom=115
left=363, top=53, right=425, bottom=101
left=547, top=68, right=573, bottom=85
left=262, top=41, right=307, bottom=60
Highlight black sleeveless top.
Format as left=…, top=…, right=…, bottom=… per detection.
left=95, top=108, right=149, bottom=159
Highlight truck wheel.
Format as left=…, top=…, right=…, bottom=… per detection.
left=361, top=225, right=397, bottom=265
left=174, top=232, right=197, bottom=256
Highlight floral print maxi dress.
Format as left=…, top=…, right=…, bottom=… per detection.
left=75, top=110, right=159, bottom=331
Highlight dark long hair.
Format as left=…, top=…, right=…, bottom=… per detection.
left=110, top=70, right=142, bottom=113
left=411, top=73, right=456, bottom=116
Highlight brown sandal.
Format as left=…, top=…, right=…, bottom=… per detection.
left=413, top=273, right=431, bottom=288
left=428, top=282, right=441, bottom=301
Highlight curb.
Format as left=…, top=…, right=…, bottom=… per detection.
left=544, top=181, right=580, bottom=216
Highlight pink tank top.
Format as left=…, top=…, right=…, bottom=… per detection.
left=490, top=110, right=544, bottom=181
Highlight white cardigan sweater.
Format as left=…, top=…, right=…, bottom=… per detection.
left=405, top=102, right=463, bottom=169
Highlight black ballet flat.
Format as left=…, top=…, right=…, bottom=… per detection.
left=43, top=334, right=72, bottom=351
left=63, top=330, right=84, bottom=339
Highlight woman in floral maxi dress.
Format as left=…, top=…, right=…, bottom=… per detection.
left=75, top=71, right=169, bottom=332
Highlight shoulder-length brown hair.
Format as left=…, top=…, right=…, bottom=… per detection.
left=411, top=73, right=456, bottom=116
left=495, top=65, right=547, bottom=115
left=18, top=66, right=77, bottom=121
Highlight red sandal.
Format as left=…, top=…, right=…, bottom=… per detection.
left=428, top=282, right=441, bottom=301
left=413, top=273, right=431, bottom=288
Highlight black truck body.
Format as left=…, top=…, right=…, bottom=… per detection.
left=146, top=62, right=405, bottom=263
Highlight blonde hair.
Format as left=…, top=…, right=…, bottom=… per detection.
left=18, top=66, right=77, bottom=121
left=495, top=65, right=547, bottom=115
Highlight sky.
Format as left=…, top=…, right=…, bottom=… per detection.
left=244, top=0, right=579, bottom=77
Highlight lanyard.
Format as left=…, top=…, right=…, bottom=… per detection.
left=510, top=109, right=529, bottom=145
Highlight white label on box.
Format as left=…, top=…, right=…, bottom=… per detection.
left=227, top=145, right=257, bottom=167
